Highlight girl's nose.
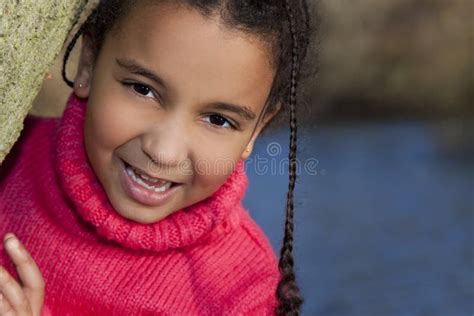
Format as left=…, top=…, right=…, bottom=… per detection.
left=141, top=121, right=189, bottom=169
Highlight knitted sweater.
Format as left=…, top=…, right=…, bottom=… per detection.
left=0, top=95, right=280, bottom=315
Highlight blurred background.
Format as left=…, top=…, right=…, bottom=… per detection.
left=31, top=0, right=473, bottom=315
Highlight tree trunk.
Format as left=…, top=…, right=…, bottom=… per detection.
left=0, top=0, right=87, bottom=164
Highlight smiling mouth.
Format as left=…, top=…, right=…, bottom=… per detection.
left=122, top=160, right=180, bottom=192
left=119, top=158, right=182, bottom=207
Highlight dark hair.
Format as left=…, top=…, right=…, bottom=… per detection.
left=63, top=1, right=314, bottom=314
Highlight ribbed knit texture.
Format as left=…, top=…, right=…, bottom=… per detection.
left=0, top=94, right=280, bottom=315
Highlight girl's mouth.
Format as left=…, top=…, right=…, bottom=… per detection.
left=119, top=159, right=182, bottom=207
left=126, top=163, right=173, bottom=192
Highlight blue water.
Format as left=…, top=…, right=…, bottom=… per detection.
left=243, top=119, right=473, bottom=316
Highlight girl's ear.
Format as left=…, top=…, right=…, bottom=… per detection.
left=73, top=35, right=95, bottom=98
left=241, top=101, right=282, bottom=160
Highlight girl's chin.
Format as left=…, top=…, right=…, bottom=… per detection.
left=112, top=201, right=174, bottom=224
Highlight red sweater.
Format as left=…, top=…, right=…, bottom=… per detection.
left=0, top=95, right=280, bottom=315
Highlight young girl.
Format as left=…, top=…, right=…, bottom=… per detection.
left=0, top=0, right=312, bottom=315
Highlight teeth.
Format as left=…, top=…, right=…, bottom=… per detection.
left=139, top=173, right=159, bottom=183
left=126, top=165, right=172, bottom=192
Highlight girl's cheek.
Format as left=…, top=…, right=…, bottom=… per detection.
left=89, top=99, right=144, bottom=150
left=193, top=167, right=229, bottom=197
left=192, top=150, right=241, bottom=189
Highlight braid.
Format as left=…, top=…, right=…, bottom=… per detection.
left=62, top=26, right=85, bottom=88
left=62, top=7, right=98, bottom=88
left=276, top=0, right=306, bottom=315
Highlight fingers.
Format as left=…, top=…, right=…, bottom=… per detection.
left=0, top=292, right=16, bottom=316
left=3, top=234, right=45, bottom=293
left=0, top=265, right=32, bottom=315
left=3, top=233, right=45, bottom=315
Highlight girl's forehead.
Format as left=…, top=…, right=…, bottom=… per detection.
left=104, top=2, right=275, bottom=111
left=115, top=1, right=273, bottom=66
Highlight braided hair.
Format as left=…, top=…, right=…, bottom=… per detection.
left=62, top=1, right=314, bottom=314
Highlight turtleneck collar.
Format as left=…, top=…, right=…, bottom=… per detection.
left=55, top=94, right=248, bottom=252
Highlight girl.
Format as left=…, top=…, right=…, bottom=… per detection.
left=0, top=0, right=312, bottom=315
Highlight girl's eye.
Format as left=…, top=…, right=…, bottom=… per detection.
left=203, top=114, right=235, bottom=129
left=131, top=83, right=154, bottom=98
left=132, top=83, right=154, bottom=97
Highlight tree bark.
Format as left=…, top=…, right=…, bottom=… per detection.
left=0, top=0, right=87, bottom=164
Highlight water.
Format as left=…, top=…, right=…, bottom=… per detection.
left=243, top=119, right=473, bottom=316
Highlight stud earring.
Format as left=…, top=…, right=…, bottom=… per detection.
left=245, top=147, right=250, bottom=153
left=78, top=83, right=84, bottom=88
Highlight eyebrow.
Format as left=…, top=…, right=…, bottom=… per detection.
left=208, top=102, right=257, bottom=121
left=116, top=57, right=257, bottom=121
left=116, top=58, right=167, bottom=89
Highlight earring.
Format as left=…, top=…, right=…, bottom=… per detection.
left=78, top=83, right=84, bottom=88
left=245, top=147, right=250, bottom=153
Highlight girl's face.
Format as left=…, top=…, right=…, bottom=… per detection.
left=74, top=2, right=279, bottom=224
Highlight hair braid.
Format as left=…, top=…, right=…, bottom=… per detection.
left=62, top=7, right=98, bottom=88
left=62, top=26, right=84, bottom=88
left=276, top=0, right=304, bottom=315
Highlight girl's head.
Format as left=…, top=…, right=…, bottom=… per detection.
left=63, top=0, right=312, bottom=314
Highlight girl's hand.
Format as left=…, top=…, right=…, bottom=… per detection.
left=0, top=233, right=45, bottom=316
